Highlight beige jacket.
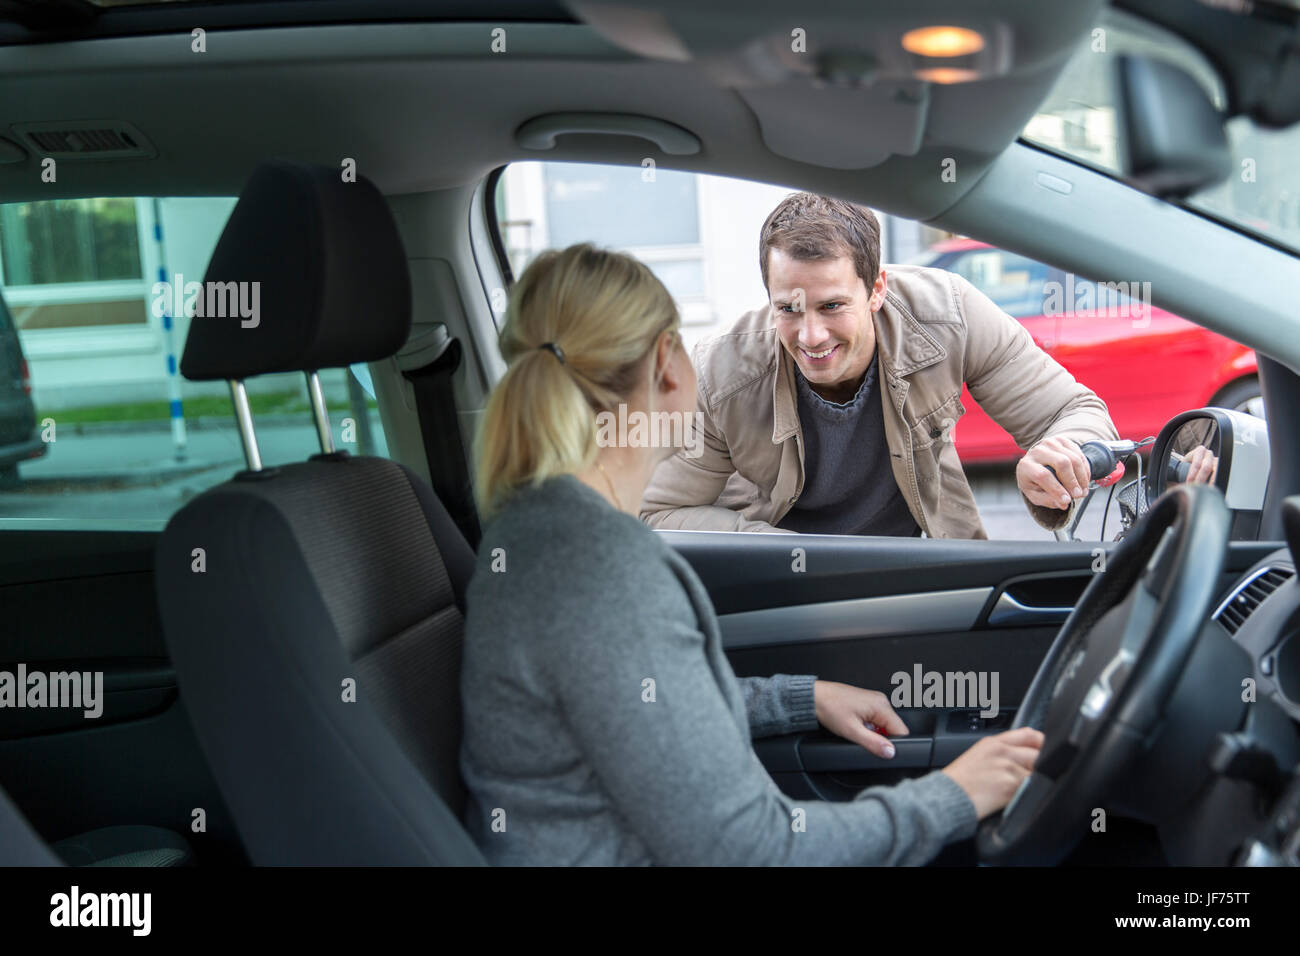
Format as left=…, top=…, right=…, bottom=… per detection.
left=641, top=264, right=1119, bottom=539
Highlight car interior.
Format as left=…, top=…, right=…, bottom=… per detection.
left=3, top=0, right=1300, bottom=869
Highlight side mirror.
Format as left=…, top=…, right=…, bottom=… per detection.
left=1151, top=407, right=1269, bottom=513
left=1116, top=54, right=1232, bottom=200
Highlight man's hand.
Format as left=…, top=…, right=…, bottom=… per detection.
left=1016, top=436, right=1090, bottom=510
left=813, top=680, right=908, bottom=758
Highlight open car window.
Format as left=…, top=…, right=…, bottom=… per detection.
left=491, top=162, right=1260, bottom=541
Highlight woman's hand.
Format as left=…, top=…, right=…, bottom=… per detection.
left=813, top=680, right=909, bottom=758
left=941, top=727, right=1045, bottom=819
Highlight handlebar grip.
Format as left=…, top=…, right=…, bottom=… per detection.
left=1079, top=441, right=1119, bottom=481
left=1168, top=457, right=1191, bottom=484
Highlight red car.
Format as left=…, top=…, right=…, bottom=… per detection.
left=910, top=239, right=1261, bottom=462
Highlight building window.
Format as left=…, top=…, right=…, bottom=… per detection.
left=0, top=198, right=147, bottom=330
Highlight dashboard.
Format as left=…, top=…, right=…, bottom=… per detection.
left=1214, top=551, right=1300, bottom=722
left=1208, top=548, right=1300, bottom=865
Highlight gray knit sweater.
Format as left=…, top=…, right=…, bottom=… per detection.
left=459, top=474, right=977, bottom=865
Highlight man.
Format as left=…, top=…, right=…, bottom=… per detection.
left=640, top=193, right=1119, bottom=539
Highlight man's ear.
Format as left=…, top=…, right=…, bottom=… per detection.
left=870, top=268, right=888, bottom=311
left=654, top=330, right=681, bottom=392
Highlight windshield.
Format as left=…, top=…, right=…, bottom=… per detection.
left=1021, top=8, right=1300, bottom=254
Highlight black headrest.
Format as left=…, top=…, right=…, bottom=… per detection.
left=181, top=160, right=411, bottom=381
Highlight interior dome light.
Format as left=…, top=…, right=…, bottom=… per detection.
left=901, top=26, right=985, bottom=58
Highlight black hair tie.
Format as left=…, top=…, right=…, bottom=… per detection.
left=538, top=342, right=566, bottom=364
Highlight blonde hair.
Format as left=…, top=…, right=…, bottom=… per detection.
left=474, top=243, right=680, bottom=518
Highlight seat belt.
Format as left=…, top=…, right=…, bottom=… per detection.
left=399, top=326, right=482, bottom=549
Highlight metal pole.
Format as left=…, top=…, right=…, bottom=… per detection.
left=306, top=370, right=334, bottom=455
left=228, top=379, right=262, bottom=472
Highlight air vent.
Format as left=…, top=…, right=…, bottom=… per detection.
left=1215, top=566, right=1295, bottom=636
left=10, top=121, right=156, bottom=160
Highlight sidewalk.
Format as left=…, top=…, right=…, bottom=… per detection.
left=16, top=419, right=324, bottom=488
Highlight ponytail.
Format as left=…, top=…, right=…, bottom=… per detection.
left=474, top=244, right=679, bottom=518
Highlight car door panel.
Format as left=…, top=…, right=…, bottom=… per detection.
left=0, top=525, right=1278, bottom=844
left=663, top=530, right=1278, bottom=799
left=0, top=529, right=245, bottom=863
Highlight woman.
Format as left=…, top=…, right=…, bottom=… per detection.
left=460, top=243, right=1042, bottom=865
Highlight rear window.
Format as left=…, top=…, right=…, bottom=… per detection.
left=0, top=196, right=389, bottom=530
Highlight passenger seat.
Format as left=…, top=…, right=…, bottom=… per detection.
left=0, top=785, right=60, bottom=866
left=1, top=782, right=195, bottom=867
left=50, top=826, right=192, bottom=867
left=154, top=160, right=485, bottom=865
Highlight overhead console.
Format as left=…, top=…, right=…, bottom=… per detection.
left=566, top=0, right=1106, bottom=169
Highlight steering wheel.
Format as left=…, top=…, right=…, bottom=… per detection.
left=976, top=483, right=1230, bottom=865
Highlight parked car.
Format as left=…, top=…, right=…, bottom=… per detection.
left=912, top=239, right=1261, bottom=462
left=0, top=287, right=45, bottom=486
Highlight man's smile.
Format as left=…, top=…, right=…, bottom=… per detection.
left=799, top=343, right=840, bottom=364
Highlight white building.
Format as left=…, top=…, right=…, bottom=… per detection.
left=0, top=195, right=341, bottom=411
left=498, top=161, right=942, bottom=352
